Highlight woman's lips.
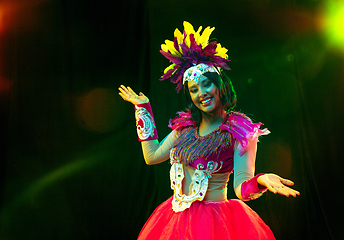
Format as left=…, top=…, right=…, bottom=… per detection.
left=200, top=97, right=213, bottom=106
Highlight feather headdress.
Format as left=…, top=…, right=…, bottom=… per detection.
left=160, top=21, right=230, bottom=92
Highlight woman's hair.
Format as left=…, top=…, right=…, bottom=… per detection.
left=184, top=71, right=237, bottom=126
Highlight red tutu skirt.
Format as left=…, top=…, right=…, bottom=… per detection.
left=138, top=196, right=275, bottom=240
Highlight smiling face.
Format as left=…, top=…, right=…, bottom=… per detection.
left=187, top=75, right=223, bottom=114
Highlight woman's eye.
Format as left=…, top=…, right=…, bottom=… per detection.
left=190, top=88, right=197, bottom=93
left=204, top=82, right=212, bottom=88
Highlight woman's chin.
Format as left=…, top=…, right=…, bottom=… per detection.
left=199, top=106, right=216, bottom=114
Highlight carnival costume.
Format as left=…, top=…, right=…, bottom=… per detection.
left=135, top=22, right=275, bottom=240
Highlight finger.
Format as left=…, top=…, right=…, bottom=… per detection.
left=118, top=86, right=127, bottom=94
left=268, top=185, right=289, bottom=196
left=119, top=85, right=129, bottom=93
left=119, top=85, right=129, bottom=94
left=287, top=187, right=300, bottom=196
left=285, top=188, right=300, bottom=197
left=118, top=92, right=129, bottom=101
left=140, top=92, right=148, bottom=99
left=127, top=86, right=138, bottom=96
left=277, top=186, right=300, bottom=197
left=274, top=187, right=291, bottom=197
left=118, top=92, right=125, bottom=99
left=119, top=85, right=136, bottom=98
left=280, top=178, right=295, bottom=186
left=267, top=185, right=278, bottom=194
left=118, top=87, right=130, bottom=98
left=139, top=92, right=146, bottom=98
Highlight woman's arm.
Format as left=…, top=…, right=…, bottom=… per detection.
left=233, top=139, right=300, bottom=200
left=118, top=85, right=176, bottom=165
left=141, top=131, right=177, bottom=165
left=233, top=138, right=260, bottom=200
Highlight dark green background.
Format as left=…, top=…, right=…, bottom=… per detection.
left=0, top=0, right=343, bottom=239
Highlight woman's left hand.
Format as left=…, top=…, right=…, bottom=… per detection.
left=257, top=174, right=300, bottom=197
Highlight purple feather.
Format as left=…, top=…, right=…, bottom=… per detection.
left=174, top=37, right=181, bottom=54
left=160, top=65, right=179, bottom=80
left=160, top=24, right=231, bottom=92
left=160, top=50, right=182, bottom=65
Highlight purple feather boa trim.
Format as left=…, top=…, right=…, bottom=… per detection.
left=220, top=112, right=270, bottom=156
left=169, top=111, right=270, bottom=158
left=168, top=110, right=196, bottom=130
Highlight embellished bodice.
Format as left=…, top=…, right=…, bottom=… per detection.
left=168, top=110, right=270, bottom=212
left=169, top=123, right=234, bottom=212
left=171, top=126, right=234, bottom=176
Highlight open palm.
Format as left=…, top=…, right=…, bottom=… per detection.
left=258, top=174, right=300, bottom=197
left=118, top=85, right=149, bottom=105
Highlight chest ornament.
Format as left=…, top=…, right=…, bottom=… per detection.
left=170, top=149, right=223, bottom=212
left=170, top=162, right=208, bottom=212
left=196, top=161, right=223, bottom=178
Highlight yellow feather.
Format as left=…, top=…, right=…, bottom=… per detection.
left=161, top=43, right=169, bottom=52
left=183, top=21, right=195, bottom=35
left=174, top=28, right=183, bottom=52
left=196, top=26, right=202, bottom=34
left=164, top=63, right=176, bottom=74
left=215, top=43, right=228, bottom=58
left=174, top=28, right=183, bottom=43
left=165, top=40, right=181, bottom=56
left=183, top=21, right=196, bottom=47
left=199, top=26, right=215, bottom=48
left=194, top=26, right=202, bottom=42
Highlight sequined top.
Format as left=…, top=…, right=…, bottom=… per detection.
left=168, top=111, right=269, bottom=212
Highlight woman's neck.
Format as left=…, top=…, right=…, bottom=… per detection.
left=197, top=109, right=226, bottom=137
left=200, top=109, right=226, bottom=127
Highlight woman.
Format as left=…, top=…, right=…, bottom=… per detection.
left=118, top=22, right=300, bottom=240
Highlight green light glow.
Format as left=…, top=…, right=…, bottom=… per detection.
left=323, top=1, right=344, bottom=51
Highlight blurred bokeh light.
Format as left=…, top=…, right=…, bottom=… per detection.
left=319, top=0, right=344, bottom=52
left=75, top=88, right=126, bottom=133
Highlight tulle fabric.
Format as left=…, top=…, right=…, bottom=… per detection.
left=138, top=196, right=275, bottom=240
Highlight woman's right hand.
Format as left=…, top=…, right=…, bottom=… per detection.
left=118, top=85, right=149, bottom=105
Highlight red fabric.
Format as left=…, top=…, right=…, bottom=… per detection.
left=241, top=173, right=268, bottom=201
left=138, top=196, right=275, bottom=240
left=135, top=102, right=158, bottom=141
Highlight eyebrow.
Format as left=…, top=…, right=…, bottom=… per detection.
left=188, top=78, right=209, bottom=89
left=188, top=83, right=197, bottom=89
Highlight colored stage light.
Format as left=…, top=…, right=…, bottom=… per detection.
left=320, top=1, right=344, bottom=51
left=0, top=6, right=4, bottom=33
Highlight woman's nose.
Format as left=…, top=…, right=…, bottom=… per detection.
left=199, top=88, right=207, bottom=98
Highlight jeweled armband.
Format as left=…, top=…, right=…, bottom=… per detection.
left=241, top=173, right=267, bottom=201
left=135, top=102, right=158, bottom=141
